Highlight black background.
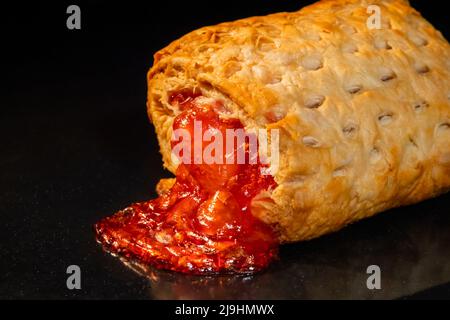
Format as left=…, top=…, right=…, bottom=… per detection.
left=1, top=0, right=450, bottom=299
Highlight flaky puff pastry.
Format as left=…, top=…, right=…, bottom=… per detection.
left=147, top=0, right=450, bottom=242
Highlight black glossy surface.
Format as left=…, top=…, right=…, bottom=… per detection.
left=1, top=0, right=449, bottom=299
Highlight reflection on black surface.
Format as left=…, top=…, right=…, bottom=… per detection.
left=116, top=196, right=450, bottom=299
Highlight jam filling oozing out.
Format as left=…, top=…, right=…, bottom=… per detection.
left=94, top=90, right=279, bottom=275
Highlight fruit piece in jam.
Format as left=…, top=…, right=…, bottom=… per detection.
left=94, top=90, right=278, bottom=275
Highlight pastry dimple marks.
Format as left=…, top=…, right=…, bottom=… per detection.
left=255, top=36, right=277, bottom=52
left=414, top=100, right=429, bottom=113
left=342, top=41, right=358, bottom=54
left=380, top=68, right=397, bottom=82
left=223, top=61, right=242, bottom=78
left=408, top=136, right=419, bottom=148
left=301, top=55, right=323, bottom=71
left=341, top=24, right=357, bottom=35
left=346, top=84, right=362, bottom=94
left=378, top=112, right=394, bottom=126
left=332, top=167, right=347, bottom=177
left=302, top=136, right=321, bottom=148
left=304, top=94, right=325, bottom=109
left=254, top=23, right=282, bottom=37
left=252, top=65, right=282, bottom=85
left=198, top=45, right=212, bottom=53
left=408, top=31, right=428, bottom=47
left=370, top=147, right=382, bottom=163
left=374, top=38, right=392, bottom=50
left=438, top=122, right=450, bottom=131
left=415, top=63, right=430, bottom=74
left=343, top=123, right=358, bottom=138
left=264, top=105, right=287, bottom=123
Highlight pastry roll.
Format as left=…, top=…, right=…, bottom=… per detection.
left=96, top=0, right=450, bottom=274
left=147, top=0, right=450, bottom=242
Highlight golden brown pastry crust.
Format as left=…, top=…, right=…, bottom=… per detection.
left=156, top=178, right=175, bottom=196
left=147, top=0, right=450, bottom=242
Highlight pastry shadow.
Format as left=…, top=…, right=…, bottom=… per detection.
left=112, top=193, right=450, bottom=299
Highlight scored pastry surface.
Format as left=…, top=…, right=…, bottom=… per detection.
left=147, top=0, right=450, bottom=242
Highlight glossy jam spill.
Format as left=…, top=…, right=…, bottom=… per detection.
left=95, top=91, right=278, bottom=275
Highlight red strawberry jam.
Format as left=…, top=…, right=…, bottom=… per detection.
left=95, top=90, right=278, bottom=274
